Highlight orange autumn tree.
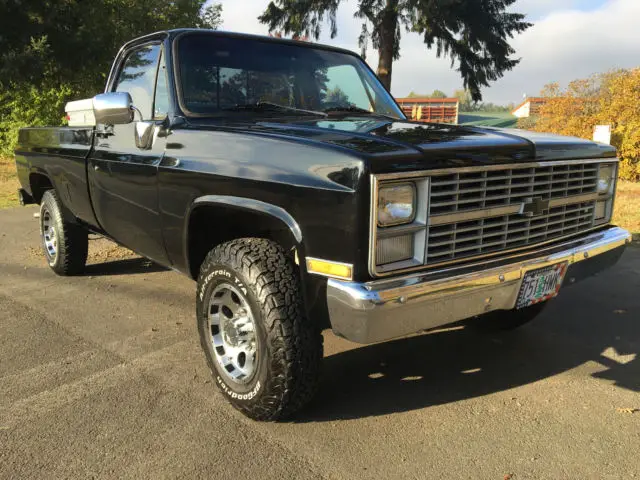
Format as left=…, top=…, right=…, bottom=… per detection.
left=531, top=69, right=640, bottom=181
left=601, top=69, right=640, bottom=181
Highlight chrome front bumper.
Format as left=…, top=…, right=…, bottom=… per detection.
left=327, top=227, right=631, bottom=344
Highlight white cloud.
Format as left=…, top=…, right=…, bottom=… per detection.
left=214, top=0, right=640, bottom=104
left=511, top=0, right=586, bottom=19
left=487, top=0, right=640, bottom=103
left=218, top=0, right=264, bottom=34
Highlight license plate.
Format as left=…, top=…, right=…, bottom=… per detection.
left=516, top=262, right=568, bottom=309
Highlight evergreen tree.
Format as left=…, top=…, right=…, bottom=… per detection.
left=259, top=0, right=531, bottom=101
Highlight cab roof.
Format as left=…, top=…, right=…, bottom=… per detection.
left=122, top=28, right=359, bottom=58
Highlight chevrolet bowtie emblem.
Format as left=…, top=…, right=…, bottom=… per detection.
left=519, top=197, right=550, bottom=217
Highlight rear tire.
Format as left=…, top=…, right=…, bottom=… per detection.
left=39, top=190, right=88, bottom=276
left=475, top=303, right=547, bottom=332
left=196, top=238, right=323, bottom=421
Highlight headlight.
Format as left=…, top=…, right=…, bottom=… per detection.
left=377, top=183, right=416, bottom=226
left=597, top=164, right=615, bottom=194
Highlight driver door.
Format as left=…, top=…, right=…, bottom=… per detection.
left=87, top=42, right=170, bottom=264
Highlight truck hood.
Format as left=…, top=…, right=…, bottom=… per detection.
left=189, top=116, right=617, bottom=173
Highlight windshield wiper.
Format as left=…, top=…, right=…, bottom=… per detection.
left=224, top=102, right=327, bottom=117
left=323, top=105, right=397, bottom=121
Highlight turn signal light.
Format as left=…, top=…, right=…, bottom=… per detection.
left=306, top=258, right=353, bottom=281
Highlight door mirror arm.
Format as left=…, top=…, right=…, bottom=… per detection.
left=130, top=105, right=144, bottom=121
left=134, top=121, right=158, bottom=150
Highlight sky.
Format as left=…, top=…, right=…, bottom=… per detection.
left=211, top=0, right=640, bottom=105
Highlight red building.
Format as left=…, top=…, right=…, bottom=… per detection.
left=395, top=97, right=460, bottom=124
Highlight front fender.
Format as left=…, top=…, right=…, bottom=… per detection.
left=183, top=195, right=304, bottom=277
left=183, top=195, right=334, bottom=328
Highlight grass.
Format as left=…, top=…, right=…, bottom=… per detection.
left=0, top=157, right=19, bottom=209
left=458, top=111, right=518, bottom=128
left=613, top=180, right=640, bottom=244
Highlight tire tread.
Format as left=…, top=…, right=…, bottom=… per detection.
left=41, top=190, right=88, bottom=276
left=197, top=238, right=322, bottom=421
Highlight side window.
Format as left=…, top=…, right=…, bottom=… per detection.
left=154, top=49, right=170, bottom=119
left=114, top=44, right=161, bottom=120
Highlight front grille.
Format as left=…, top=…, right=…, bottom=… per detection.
left=372, top=160, right=615, bottom=275
left=429, top=163, right=599, bottom=216
left=424, top=163, right=602, bottom=264
left=426, top=202, right=596, bottom=262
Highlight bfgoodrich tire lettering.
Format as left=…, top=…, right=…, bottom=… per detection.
left=196, top=238, right=322, bottom=421
left=39, top=190, right=88, bottom=276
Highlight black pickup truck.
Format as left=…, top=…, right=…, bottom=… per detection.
left=14, top=29, right=631, bottom=420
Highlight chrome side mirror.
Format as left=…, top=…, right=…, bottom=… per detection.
left=93, top=92, right=134, bottom=125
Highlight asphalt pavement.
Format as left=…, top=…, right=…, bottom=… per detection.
left=1, top=206, right=639, bottom=479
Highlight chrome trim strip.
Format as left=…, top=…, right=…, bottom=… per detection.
left=375, top=158, right=620, bottom=181
left=377, top=222, right=426, bottom=238
left=331, top=226, right=631, bottom=344
left=190, top=195, right=303, bottom=242
left=428, top=192, right=606, bottom=226
left=368, top=175, right=380, bottom=276
left=429, top=203, right=520, bottom=226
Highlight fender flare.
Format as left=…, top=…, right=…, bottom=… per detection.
left=183, top=195, right=303, bottom=276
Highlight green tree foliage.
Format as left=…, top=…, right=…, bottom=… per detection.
left=324, top=86, right=350, bottom=104
left=0, top=83, right=72, bottom=155
left=259, top=0, right=531, bottom=101
left=453, top=88, right=473, bottom=110
left=0, top=0, right=222, bottom=156
left=453, top=88, right=513, bottom=113
left=407, top=90, right=447, bottom=98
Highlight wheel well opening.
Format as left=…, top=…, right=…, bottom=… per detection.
left=187, top=205, right=298, bottom=279
left=29, top=173, right=54, bottom=204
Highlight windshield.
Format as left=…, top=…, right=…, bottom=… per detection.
left=176, top=33, right=405, bottom=119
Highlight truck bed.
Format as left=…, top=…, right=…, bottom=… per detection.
left=15, top=126, right=97, bottom=226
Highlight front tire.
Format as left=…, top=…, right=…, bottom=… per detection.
left=39, top=190, right=88, bottom=276
left=196, top=238, right=322, bottom=421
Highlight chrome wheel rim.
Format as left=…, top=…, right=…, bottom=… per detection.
left=41, top=207, right=57, bottom=261
left=208, top=283, right=258, bottom=385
